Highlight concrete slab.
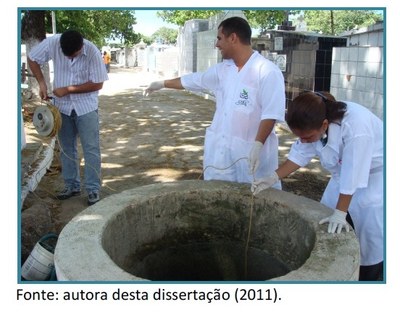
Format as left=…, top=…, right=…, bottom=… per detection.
left=54, top=180, right=360, bottom=282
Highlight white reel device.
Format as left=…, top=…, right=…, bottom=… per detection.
left=33, top=105, right=56, bottom=137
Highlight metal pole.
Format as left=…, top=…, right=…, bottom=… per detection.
left=51, top=11, right=56, bottom=34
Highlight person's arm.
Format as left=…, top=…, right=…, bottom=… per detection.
left=275, top=159, right=302, bottom=179
left=164, top=78, right=184, bottom=90
left=52, top=81, right=104, bottom=97
left=251, top=159, right=301, bottom=195
left=249, top=119, right=275, bottom=174
left=143, top=77, right=184, bottom=97
left=250, top=66, right=285, bottom=174
left=254, top=119, right=275, bottom=144
left=335, top=193, right=353, bottom=213
left=27, top=57, right=48, bottom=99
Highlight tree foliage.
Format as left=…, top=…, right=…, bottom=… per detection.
left=157, top=9, right=383, bottom=36
left=21, top=9, right=141, bottom=47
left=304, top=10, right=383, bottom=35
left=21, top=9, right=384, bottom=49
left=243, top=10, right=300, bottom=32
left=50, top=10, right=140, bottom=46
left=151, top=27, right=179, bottom=45
left=157, top=10, right=222, bottom=26
left=156, top=9, right=299, bottom=33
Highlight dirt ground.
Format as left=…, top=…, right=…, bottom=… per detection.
left=21, top=66, right=330, bottom=261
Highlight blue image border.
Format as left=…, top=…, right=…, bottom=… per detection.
left=17, top=6, right=387, bottom=285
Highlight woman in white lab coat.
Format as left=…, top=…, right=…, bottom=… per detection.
left=252, top=91, right=384, bottom=281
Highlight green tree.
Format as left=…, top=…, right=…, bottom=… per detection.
left=157, top=10, right=222, bottom=26
left=304, top=10, right=383, bottom=35
left=21, top=9, right=141, bottom=47
left=157, top=9, right=383, bottom=36
left=151, top=27, right=178, bottom=45
left=49, top=10, right=140, bottom=47
left=157, top=9, right=300, bottom=34
left=244, top=10, right=300, bottom=32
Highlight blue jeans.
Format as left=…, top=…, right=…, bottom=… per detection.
left=58, top=110, right=101, bottom=193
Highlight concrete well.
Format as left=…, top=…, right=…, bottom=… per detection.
left=54, top=180, right=360, bottom=281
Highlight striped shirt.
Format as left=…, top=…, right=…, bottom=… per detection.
left=29, top=34, right=108, bottom=116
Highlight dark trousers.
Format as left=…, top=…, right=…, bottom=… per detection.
left=346, top=213, right=384, bottom=281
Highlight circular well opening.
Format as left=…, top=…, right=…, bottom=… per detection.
left=102, top=187, right=315, bottom=281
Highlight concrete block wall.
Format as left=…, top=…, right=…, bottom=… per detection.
left=114, top=48, right=137, bottom=68
left=330, top=46, right=384, bottom=119
left=290, top=49, right=316, bottom=92
left=177, top=27, right=194, bottom=76
left=140, top=12, right=384, bottom=119
left=178, top=19, right=209, bottom=75
left=155, top=47, right=179, bottom=77
left=196, top=30, right=220, bottom=72
left=178, top=10, right=246, bottom=75
left=346, top=22, right=384, bottom=47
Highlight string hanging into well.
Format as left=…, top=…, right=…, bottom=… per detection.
left=200, top=157, right=255, bottom=280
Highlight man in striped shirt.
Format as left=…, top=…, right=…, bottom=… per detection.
left=28, top=30, right=108, bottom=205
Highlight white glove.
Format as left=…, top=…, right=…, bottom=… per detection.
left=251, top=172, right=279, bottom=195
left=248, top=141, right=263, bottom=175
left=319, top=209, right=350, bottom=234
left=143, top=80, right=165, bottom=97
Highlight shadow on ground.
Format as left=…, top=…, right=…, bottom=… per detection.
left=20, top=67, right=330, bottom=263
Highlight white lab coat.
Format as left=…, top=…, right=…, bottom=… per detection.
left=181, top=51, right=285, bottom=184
left=288, top=102, right=383, bottom=266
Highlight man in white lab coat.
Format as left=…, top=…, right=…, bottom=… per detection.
left=143, top=16, right=286, bottom=185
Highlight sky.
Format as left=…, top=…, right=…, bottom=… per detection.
left=133, top=10, right=179, bottom=36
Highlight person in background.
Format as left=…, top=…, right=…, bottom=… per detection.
left=252, top=91, right=384, bottom=281
left=143, top=16, right=285, bottom=185
left=28, top=30, right=108, bottom=205
left=103, top=51, right=111, bottom=73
